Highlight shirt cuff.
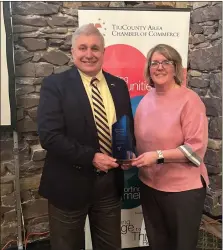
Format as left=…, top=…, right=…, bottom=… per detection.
left=178, top=145, right=202, bottom=167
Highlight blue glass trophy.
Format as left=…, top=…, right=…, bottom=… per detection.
left=112, top=115, right=134, bottom=164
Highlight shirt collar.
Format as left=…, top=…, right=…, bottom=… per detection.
left=78, top=69, right=104, bottom=84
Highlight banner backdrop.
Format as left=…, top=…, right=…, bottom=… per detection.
left=78, top=8, right=190, bottom=249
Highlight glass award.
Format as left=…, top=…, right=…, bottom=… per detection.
left=112, top=115, right=134, bottom=164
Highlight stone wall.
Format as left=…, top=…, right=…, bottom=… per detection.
left=1, top=1, right=222, bottom=247
left=188, top=1, right=222, bottom=217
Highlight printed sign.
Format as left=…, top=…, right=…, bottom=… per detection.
left=79, top=8, right=190, bottom=249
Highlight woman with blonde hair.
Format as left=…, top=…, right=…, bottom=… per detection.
left=132, top=44, right=209, bottom=250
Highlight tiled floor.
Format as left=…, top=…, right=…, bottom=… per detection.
left=7, top=241, right=204, bottom=250
left=7, top=240, right=151, bottom=250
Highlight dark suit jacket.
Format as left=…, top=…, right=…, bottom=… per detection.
left=37, top=66, right=134, bottom=210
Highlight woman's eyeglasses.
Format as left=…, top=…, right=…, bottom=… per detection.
left=150, top=60, right=174, bottom=69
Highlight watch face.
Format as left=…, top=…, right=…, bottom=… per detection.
left=156, top=150, right=164, bottom=164
left=157, top=158, right=164, bottom=164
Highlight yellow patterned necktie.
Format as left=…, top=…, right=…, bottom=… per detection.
left=90, top=77, right=112, bottom=156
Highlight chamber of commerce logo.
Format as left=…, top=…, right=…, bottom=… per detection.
left=91, top=18, right=107, bottom=36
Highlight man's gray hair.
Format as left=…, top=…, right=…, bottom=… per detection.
left=71, top=23, right=105, bottom=48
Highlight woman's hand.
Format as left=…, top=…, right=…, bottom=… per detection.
left=132, top=151, right=157, bottom=168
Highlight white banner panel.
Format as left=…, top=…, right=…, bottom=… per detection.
left=78, top=8, right=190, bottom=249
left=1, top=2, right=16, bottom=130
left=1, top=2, right=11, bottom=126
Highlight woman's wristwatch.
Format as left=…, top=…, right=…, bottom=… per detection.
left=156, top=150, right=164, bottom=164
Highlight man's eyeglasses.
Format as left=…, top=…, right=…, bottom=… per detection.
left=150, top=60, right=174, bottom=68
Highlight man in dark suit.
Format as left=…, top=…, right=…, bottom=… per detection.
left=37, top=23, right=134, bottom=250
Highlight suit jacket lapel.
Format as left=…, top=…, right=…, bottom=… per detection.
left=69, top=67, right=97, bottom=136
left=103, top=71, right=121, bottom=121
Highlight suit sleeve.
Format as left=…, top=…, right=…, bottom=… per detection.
left=122, top=80, right=136, bottom=150
left=37, top=77, right=96, bottom=168
left=178, top=93, right=208, bottom=167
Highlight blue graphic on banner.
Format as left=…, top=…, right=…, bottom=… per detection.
left=121, top=96, right=144, bottom=209
left=122, top=167, right=140, bottom=209
left=131, top=96, right=144, bottom=116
